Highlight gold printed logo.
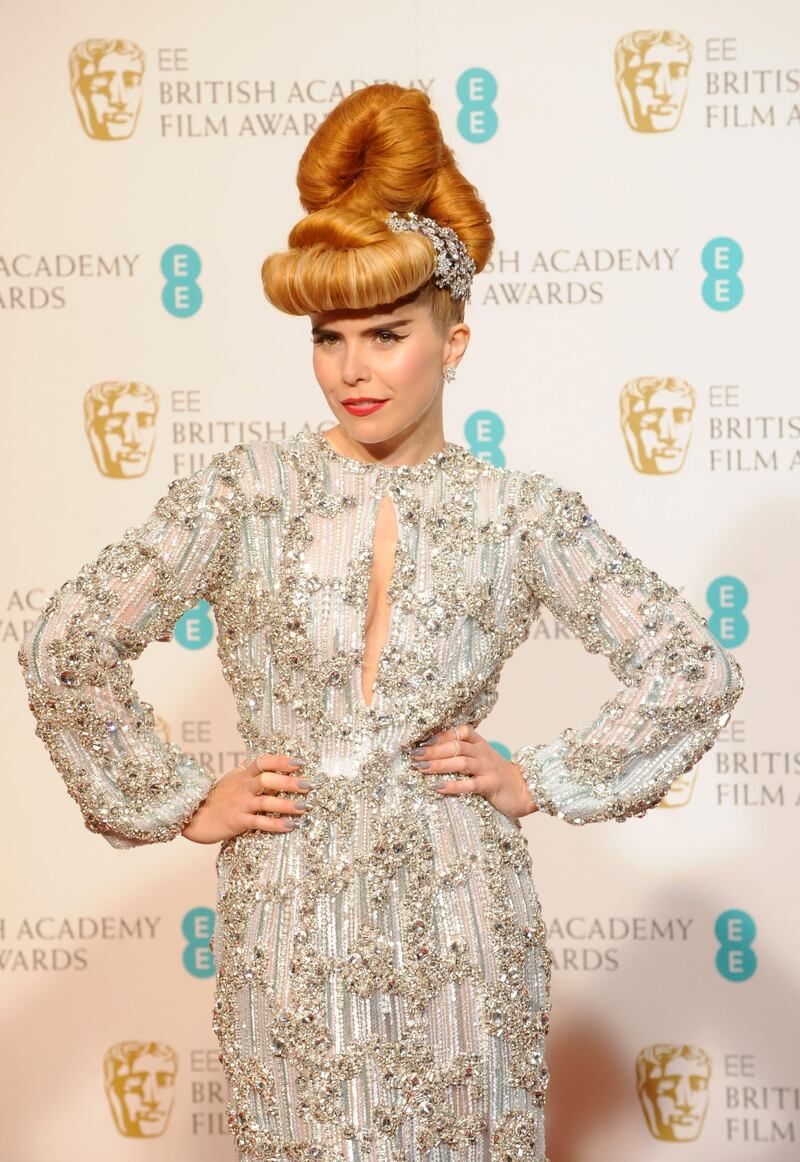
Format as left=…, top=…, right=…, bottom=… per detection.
left=636, top=1044, right=711, bottom=1141
left=615, top=31, right=692, bottom=132
left=154, top=714, right=171, bottom=745
left=69, top=39, right=145, bottom=140
left=657, top=766, right=699, bottom=809
left=83, top=380, right=159, bottom=478
left=103, top=1041, right=178, bottom=1137
left=620, top=376, right=696, bottom=475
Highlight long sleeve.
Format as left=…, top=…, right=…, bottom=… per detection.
left=17, top=451, right=239, bottom=849
left=510, top=469, right=744, bottom=825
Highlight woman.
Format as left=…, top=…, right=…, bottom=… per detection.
left=18, top=84, right=744, bottom=1161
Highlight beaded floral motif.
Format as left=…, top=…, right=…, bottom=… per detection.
left=18, top=427, right=743, bottom=1160
left=511, top=473, right=744, bottom=826
left=18, top=446, right=245, bottom=846
left=212, top=738, right=550, bottom=1161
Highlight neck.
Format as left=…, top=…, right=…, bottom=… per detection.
left=323, top=423, right=447, bottom=468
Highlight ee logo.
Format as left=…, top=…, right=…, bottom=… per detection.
left=464, top=411, right=505, bottom=466
left=161, top=243, right=203, bottom=317
left=183, top=907, right=216, bottom=978
left=707, top=575, right=748, bottom=648
left=701, top=236, right=743, bottom=311
left=715, top=909, right=756, bottom=981
left=456, top=69, right=498, bottom=142
left=174, top=599, right=215, bottom=650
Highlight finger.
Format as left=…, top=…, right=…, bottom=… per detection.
left=409, top=720, right=465, bottom=748
left=245, top=753, right=304, bottom=791
left=246, top=752, right=305, bottom=775
left=254, top=770, right=312, bottom=795
left=411, top=736, right=477, bottom=763
left=435, top=774, right=483, bottom=796
left=244, top=813, right=298, bottom=834
left=248, top=794, right=308, bottom=816
left=413, top=755, right=475, bottom=776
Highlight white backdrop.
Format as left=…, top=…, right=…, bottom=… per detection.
left=3, top=2, right=796, bottom=1159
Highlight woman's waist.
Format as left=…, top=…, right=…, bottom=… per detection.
left=244, top=723, right=473, bottom=779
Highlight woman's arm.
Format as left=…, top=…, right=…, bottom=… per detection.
left=17, top=449, right=240, bottom=848
left=510, top=469, right=744, bottom=825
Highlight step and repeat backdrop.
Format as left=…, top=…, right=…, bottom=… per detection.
left=2, top=2, right=796, bottom=1160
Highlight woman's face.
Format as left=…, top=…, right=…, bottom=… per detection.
left=309, top=300, right=468, bottom=447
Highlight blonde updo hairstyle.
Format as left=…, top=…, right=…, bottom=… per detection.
left=261, top=84, right=494, bottom=336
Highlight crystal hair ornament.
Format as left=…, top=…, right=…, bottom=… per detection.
left=384, top=210, right=477, bottom=301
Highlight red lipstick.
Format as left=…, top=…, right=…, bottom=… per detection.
left=341, top=399, right=388, bottom=416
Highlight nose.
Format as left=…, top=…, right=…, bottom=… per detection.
left=122, top=413, right=142, bottom=447
left=653, top=64, right=675, bottom=100
left=340, top=342, right=370, bottom=386
left=108, top=74, right=127, bottom=108
left=657, top=411, right=677, bottom=442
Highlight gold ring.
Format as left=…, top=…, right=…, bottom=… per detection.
left=256, top=755, right=265, bottom=773
left=452, top=728, right=460, bottom=757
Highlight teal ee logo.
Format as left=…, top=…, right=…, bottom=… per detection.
left=183, top=907, right=216, bottom=977
left=707, top=575, right=748, bottom=647
left=456, top=69, right=498, bottom=142
left=174, top=598, right=215, bottom=650
left=465, top=411, right=505, bottom=465
left=715, top=909, right=756, bottom=981
left=161, top=244, right=202, bottom=317
left=701, top=236, right=743, bottom=311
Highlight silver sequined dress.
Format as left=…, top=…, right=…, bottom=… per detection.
left=18, top=427, right=744, bottom=1161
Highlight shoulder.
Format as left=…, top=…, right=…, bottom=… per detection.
left=512, top=465, right=597, bottom=537
left=512, top=464, right=566, bottom=506
left=156, top=438, right=289, bottom=521
left=213, top=434, right=301, bottom=485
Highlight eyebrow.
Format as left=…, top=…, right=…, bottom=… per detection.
left=310, top=318, right=414, bottom=337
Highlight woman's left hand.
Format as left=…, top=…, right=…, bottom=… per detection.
left=409, top=724, right=538, bottom=821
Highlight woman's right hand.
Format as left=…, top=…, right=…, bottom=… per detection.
left=180, top=753, right=311, bottom=844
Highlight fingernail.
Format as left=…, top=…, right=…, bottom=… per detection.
left=410, top=747, right=426, bottom=756
left=294, top=804, right=309, bottom=813
left=284, top=820, right=298, bottom=830
left=287, top=756, right=306, bottom=765
left=297, top=778, right=314, bottom=788
left=413, top=760, right=431, bottom=768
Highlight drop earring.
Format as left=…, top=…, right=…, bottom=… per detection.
left=443, top=366, right=456, bottom=382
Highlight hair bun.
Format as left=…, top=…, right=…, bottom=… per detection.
left=296, top=84, right=443, bottom=217
left=261, top=83, right=494, bottom=324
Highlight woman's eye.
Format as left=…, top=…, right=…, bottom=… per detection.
left=312, top=331, right=404, bottom=346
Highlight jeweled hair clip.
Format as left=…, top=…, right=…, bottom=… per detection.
left=384, top=210, right=477, bottom=302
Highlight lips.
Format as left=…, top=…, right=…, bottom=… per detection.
left=341, top=398, right=388, bottom=415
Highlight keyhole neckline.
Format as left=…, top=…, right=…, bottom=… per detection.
left=311, top=428, right=463, bottom=477
left=358, top=491, right=399, bottom=713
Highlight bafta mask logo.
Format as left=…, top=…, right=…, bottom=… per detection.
left=104, top=1041, right=178, bottom=1137
left=657, top=766, right=699, bottom=809
left=154, top=714, right=171, bottom=745
left=615, top=31, right=692, bottom=132
left=636, top=1043, right=711, bottom=1141
left=84, top=380, right=159, bottom=479
left=69, top=38, right=145, bottom=140
left=620, top=377, right=696, bottom=475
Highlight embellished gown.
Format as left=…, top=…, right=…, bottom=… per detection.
left=17, top=427, right=744, bottom=1162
